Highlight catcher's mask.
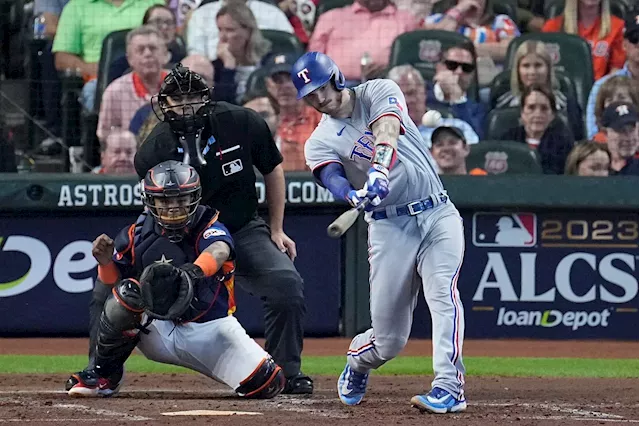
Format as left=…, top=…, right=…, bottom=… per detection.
left=142, top=160, right=202, bottom=242
left=153, top=63, right=211, bottom=135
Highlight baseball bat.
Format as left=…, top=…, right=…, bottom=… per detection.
left=327, top=199, right=370, bottom=238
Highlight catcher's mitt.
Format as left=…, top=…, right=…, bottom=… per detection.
left=139, top=263, right=194, bottom=321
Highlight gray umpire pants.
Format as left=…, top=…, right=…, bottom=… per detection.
left=86, top=216, right=306, bottom=378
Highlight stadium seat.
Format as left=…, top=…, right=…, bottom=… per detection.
left=260, top=30, right=304, bottom=57
left=488, top=69, right=583, bottom=138
left=431, top=0, right=518, bottom=24
left=543, top=0, right=628, bottom=20
left=388, top=30, right=480, bottom=101
left=244, top=67, right=269, bottom=99
left=95, top=29, right=131, bottom=114
left=504, top=33, right=593, bottom=111
left=467, top=140, right=543, bottom=174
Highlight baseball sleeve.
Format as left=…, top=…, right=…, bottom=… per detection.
left=363, top=79, right=407, bottom=134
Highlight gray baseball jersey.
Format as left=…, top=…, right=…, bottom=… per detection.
left=305, top=79, right=444, bottom=207
left=305, top=79, right=466, bottom=400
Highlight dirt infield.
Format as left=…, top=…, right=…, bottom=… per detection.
left=0, top=338, right=637, bottom=425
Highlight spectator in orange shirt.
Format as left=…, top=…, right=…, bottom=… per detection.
left=542, top=0, right=625, bottom=80
left=264, top=53, right=321, bottom=171
left=591, top=75, right=638, bottom=142
left=430, top=125, right=487, bottom=175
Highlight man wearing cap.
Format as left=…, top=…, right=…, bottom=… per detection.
left=430, top=126, right=486, bottom=175
left=264, top=53, right=321, bottom=171
left=601, top=101, right=639, bottom=175
left=586, top=14, right=639, bottom=139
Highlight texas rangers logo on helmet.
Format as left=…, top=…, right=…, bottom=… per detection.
left=297, top=68, right=311, bottom=83
left=472, top=213, right=537, bottom=247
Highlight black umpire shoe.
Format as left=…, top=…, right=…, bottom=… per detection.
left=283, top=372, right=314, bottom=394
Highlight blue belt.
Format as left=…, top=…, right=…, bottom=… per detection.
left=370, top=192, right=449, bottom=220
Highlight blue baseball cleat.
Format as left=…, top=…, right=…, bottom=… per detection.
left=337, top=363, right=369, bottom=405
left=411, top=387, right=467, bottom=414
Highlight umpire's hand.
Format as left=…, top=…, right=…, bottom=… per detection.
left=92, top=234, right=114, bottom=265
left=271, top=230, right=297, bottom=261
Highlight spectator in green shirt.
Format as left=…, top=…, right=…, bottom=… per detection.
left=52, top=0, right=163, bottom=110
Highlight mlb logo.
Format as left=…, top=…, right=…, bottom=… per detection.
left=472, top=213, right=537, bottom=247
left=222, top=159, right=243, bottom=176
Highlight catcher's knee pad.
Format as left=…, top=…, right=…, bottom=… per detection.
left=235, top=357, right=285, bottom=399
left=95, top=279, right=144, bottom=377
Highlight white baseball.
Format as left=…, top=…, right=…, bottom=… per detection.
left=421, top=110, right=442, bottom=127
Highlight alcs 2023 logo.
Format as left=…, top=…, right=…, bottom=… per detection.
left=0, top=236, right=97, bottom=297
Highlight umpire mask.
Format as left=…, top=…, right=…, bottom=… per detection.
left=153, top=63, right=211, bottom=136
left=142, top=160, right=202, bottom=242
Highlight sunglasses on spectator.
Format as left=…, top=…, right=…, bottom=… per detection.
left=443, top=60, right=475, bottom=73
left=148, top=18, right=175, bottom=28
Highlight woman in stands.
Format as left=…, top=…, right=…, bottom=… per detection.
left=591, top=75, right=639, bottom=142
left=214, top=2, right=271, bottom=104
left=423, top=0, right=520, bottom=84
left=108, top=5, right=187, bottom=83
left=565, top=140, right=611, bottom=176
left=499, top=84, right=575, bottom=174
left=495, top=40, right=584, bottom=140
left=542, top=0, right=625, bottom=80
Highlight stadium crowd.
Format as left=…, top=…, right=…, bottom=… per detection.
left=0, top=0, right=637, bottom=176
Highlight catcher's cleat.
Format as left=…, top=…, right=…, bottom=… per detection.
left=283, top=372, right=314, bottom=395
left=337, top=363, right=368, bottom=405
left=411, top=387, right=467, bottom=414
left=64, top=369, right=88, bottom=391
left=67, top=367, right=125, bottom=398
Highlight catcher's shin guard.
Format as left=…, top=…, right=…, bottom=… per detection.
left=235, top=357, right=285, bottom=399
left=94, top=279, right=145, bottom=379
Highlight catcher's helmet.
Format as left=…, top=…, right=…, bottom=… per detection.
left=153, top=63, right=211, bottom=134
left=292, top=52, right=345, bottom=100
left=142, top=160, right=202, bottom=242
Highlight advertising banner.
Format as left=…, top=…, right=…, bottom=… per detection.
left=411, top=211, right=639, bottom=339
left=0, top=213, right=341, bottom=336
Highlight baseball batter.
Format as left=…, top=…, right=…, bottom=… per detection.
left=66, top=160, right=285, bottom=399
left=292, top=52, right=466, bottom=413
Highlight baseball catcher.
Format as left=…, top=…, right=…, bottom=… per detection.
left=67, top=160, right=285, bottom=399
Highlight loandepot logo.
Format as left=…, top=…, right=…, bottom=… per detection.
left=496, top=307, right=611, bottom=331
left=0, top=235, right=96, bottom=297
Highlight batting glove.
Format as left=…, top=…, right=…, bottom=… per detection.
left=365, top=165, right=390, bottom=205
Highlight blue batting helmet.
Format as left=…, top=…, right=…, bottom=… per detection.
left=291, top=52, right=345, bottom=99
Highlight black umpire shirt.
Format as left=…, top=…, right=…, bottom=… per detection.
left=134, top=102, right=283, bottom=234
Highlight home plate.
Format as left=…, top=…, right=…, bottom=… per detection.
left=162, top=410, right=263, bottom=416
